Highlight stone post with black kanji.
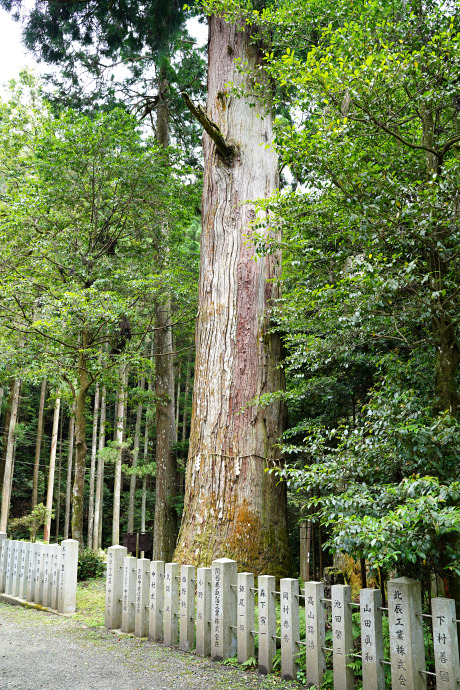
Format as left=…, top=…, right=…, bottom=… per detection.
left=331, top=584, right=354, bottom=690
left=121, top=556, right=136, bottom=633
left=305, top=581, right=326, bottom=688
left=237, top=572, right=254, bottom=664
left=258, top=575, right=276, bottom=674
left=360, top=588, right=385, bottom=690
left=432, top=596, right=460, bottom=689
left=164, top=562, right=179, bottom=646
left=280, top=578, right=300, bottom=680
left=105, top=545, right=127, bottom=629
left=135, top=558, right=150, bottom=637
left=179, top=564, right=195, bottom=651
left=196, top=566, right=211, bottom=657
left=149, top=561, right=164, bottom=642
left=211, top=558, right=237, bottom=661
left=388, top=577, right=426, bottom=690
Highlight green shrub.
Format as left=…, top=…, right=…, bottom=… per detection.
left=77, top=549, right=105, bottom=581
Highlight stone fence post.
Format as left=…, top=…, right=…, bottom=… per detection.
left=388, top=577, right=426, bottom=690
left=432, top=596, right=460, bottom=689
left=0, top=534, right=8, bottom=592
left=58, top=539, right=78, bottom=613
left=105, top=545, right=127, bottom=629
left=212, top=558, right=237, bottom=661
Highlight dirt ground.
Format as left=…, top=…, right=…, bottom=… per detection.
left=0, top=602, right=300, bottom=690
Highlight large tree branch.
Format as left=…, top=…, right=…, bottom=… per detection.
left=181, top=92, right=238, bottom=161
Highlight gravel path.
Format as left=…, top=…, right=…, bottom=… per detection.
left=0, top=603, right=299, bottom=690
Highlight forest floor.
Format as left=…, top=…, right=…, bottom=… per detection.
left=0, top=578, right=301, bottom=690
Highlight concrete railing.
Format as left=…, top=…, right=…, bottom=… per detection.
left=0, top=532, right=78, bottom=613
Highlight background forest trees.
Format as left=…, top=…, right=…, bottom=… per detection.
left=0, top=0, right=458, bottom=596
left=0, top=72, right=200, bottom=549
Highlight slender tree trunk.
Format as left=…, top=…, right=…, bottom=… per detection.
left=87, top=383, right=100, bottom=550
left=181, top=356, right=190, bottom=443
left=0, top=385, right=4, bottom=426
left=0, top=378, right=21, bottom=532
left=72, top=330, right=91, bottom=545
left=175, top=361, right=181, bottom=437
left=32, top=378, right=47, bottom=510
left=175, top=16, right=291, bottom=576
left=64, top=404, right=75, bottom=540
left=113, top=391, right=119, bottom=442
left=153, top=77, right=178, bottom=562
left=113, top=363, right=128, bottom=545
left=55, top=408, right=63, bottom=541
left=306, top=520, right=312, bottom=583
left=153, top=295, right=177, bottom=560
left=93, top=385, right=106, bottom=550
left=141, top=376, right=152, bottom=534
left=44, top=395, right=60, bottom=543
left=0, top=380, right=15, bottom=490
left=128, top=377, right=145, bottom=533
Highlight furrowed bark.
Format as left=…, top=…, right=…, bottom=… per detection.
left=181, top=356, right=190, bottom=443
left=174, top=16, right=292, bottom=576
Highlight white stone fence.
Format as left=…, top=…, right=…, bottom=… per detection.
left=0, top=532, right=78, bottom=613
left=105, top=546, right=460, bottom=689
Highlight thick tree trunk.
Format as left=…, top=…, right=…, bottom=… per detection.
left=93, top=385, right=106, bottom=550
left=0, top=378, right=21, bottom=532
left=128, top=376, right=145, bottom=533
left=112, top=363, right=128, bottom=545
left=87, top=383, right=100, bottom=549
left=175, top=16, right=291, bottom=576
left=32, top=378, right=47, bottom=510
left=72, top=330, right=91, bottom=545
left=44, top=395, right=60, bottom=543
left=152, top=79, right=178, bottom=562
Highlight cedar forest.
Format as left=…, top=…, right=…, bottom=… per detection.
left=0, top=0, right=459, bottom=610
